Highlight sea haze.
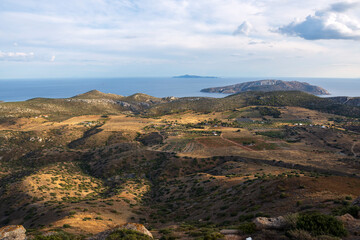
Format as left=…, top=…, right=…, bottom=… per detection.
left=0, top=77, right=359, bottom=102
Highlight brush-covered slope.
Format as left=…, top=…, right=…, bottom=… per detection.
left=329, top=96, right=360, bottom=107
left=148, top=91, right=360, bottom=118
left=1, top=90, right=359, bottom=122
left=0, top=91, right=174, bottom=121
left=201, top=79, right=330, bottom=95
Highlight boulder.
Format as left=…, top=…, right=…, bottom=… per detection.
left=336, top=214, right=360, bottom=235
left=87, top=223, right=153, bottom=239
left=253, top=216, right=287, bottom=230
left=0, top=225, right=26, bottom=240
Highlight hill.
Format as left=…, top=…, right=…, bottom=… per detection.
left=1, top=90, right=359, bottom=122
left=72, top=90, right=124, bottom=100
left=329, top=96, right=360, bottom=107
left=201, top=79, right=330, bottom=95
left=148, top=91, right=360, bottom=118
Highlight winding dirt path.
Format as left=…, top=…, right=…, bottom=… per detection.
left=220, top=133, right=254, bottom=151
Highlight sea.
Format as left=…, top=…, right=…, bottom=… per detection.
left=0, top=77, right=359, bottom=102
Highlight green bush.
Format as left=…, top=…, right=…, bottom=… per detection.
left=296, top=212, right=347, bottom=237
left=238, top=222, right=256, bottom=234
left=287, top=229, right=313, bottom=240
left=106, top=229, right=152, bottom=240
left=195, top=232, right=224, bottom=240
left=332, top=205, right=360, bottom=218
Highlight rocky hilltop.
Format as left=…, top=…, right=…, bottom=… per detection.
left=201, top=79, right=330, bottom=95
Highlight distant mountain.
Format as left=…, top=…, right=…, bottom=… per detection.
left=173, top=74, right=219, bottom=78
left=201, top=79, right=330, bottom=95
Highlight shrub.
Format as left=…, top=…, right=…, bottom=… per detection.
left=201, top=232, right=224, bottom=240
left=159, top=229, right=172, bottom=235
left=296, top=212, right=347, bottom=237
left=106, top=229, right=152, bottom=240
left=287, top=229, right=313, bottom=240
left=284, top=213, right=299, bottom=229
left=332, top=205, right=360, bottom=218
left=238, top=222, right=257, bottom=234
left=317, top=236, right=341, bottom=240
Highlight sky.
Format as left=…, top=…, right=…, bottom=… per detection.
left=1, top=0, right=360, bottom=78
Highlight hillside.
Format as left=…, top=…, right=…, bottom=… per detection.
left=72, top=90, right=125, bottom=100
left=0, top=90, right=360, bottom=239
left=148, top=91, right=360, bottom=118
left=329, top=96, right=360, bottom=107
left=201, top=79, right=330, bottom=95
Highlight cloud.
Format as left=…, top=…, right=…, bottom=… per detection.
left=248, top=40, right=267, bottom=45
left=329, top=1, right=359, bottom=12
left=0, top=51, right=34, bottom=61
left=233, top=21, right=252, bottom=36
left=279, top=2, right=360, bottom=40
left=1, top=0, right=360, bottom=78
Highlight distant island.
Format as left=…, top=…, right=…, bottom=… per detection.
left=173, top=74, right=219, bottom=78
left=201, top=79, right=330, bottom=95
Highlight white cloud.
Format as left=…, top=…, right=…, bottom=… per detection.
left=0, top=51, right=34, bottom=61
left=233, top=21, right=252, bottom=36
left=1, top=0, right=360, bottom=77
left=279, top=1, right=360, bottom=40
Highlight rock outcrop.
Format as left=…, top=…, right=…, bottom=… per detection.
left=87, top=223, right=153, bottom=239
left=201, top=80, right=330, bottom=95
left=336, top=214, right=360, bottom=236
left=0, top=225, right=26, bottom=240
left=253, top=216, right=287, bottom=230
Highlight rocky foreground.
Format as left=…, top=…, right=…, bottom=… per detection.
left=1, top=214, right=360, bottom=239
left=1, top=200, right=360, bottom=240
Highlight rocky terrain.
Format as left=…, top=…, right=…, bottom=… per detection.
left=201, top=80, right=330, bottom=95
left=0, top=90, right=360, bottom=239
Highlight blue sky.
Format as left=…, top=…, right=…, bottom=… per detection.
left=1, top=0, right=360, bottom=78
